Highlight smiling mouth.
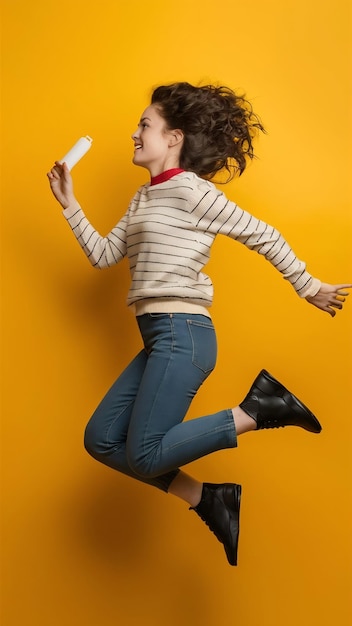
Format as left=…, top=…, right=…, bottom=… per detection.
left=134, top=145, right=142, bottom=150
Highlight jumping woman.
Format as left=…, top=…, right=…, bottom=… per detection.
left=47, top=82, right=350, bottom=565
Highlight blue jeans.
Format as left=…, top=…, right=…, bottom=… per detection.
left=84, top=314, right=237, bottom=492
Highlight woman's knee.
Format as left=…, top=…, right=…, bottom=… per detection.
left=84, top=419, right=108, bottom=459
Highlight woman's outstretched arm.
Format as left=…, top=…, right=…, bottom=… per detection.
left=47, top=161, right=128, bottom=268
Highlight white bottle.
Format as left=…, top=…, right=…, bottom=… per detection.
left=59, top=136, right=93, bottom=170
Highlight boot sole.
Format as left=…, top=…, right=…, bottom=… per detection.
left=225, top=483, right=242, bottom=566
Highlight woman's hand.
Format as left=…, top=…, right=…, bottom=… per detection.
left=306, top=283, right=352, bottom=317
left=47, top=161, right=76, bottom=209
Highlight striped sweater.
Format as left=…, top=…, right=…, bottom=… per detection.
left=62, top=170, right=321, bottom=312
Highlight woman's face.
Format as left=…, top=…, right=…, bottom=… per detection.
left=131, top=104, right=183, bottom=176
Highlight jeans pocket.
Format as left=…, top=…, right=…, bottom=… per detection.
left=187, top=320, right=217, bottom=373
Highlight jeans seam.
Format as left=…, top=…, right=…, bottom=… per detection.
left=163, top=410, right=237, bottom=454
left=137, top=316, right=175, bottom=466
left=163, top=424, right=236, bottom=454
left=105, top=399, right=135, bottom=447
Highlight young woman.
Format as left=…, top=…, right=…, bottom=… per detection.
left=47, top=82, right=350, bottom=566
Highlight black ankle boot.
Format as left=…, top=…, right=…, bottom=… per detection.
left=240, top=369, right=322, bottom=433
left=190, top=483, right=241, bottom=566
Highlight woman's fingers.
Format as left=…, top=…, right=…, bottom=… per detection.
left=335, top=284, right=352, bottom=294
left=306, top=282, right=351, bottom=316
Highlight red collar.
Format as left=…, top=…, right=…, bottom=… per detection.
left=150, top=168, right=185, bottom=186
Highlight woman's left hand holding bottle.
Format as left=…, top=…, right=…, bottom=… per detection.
left=47, top=161, right=77, bottom=209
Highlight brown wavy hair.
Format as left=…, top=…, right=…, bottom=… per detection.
left=151, top=82, right=265, bottom=181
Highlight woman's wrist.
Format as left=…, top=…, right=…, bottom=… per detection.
left=62, top=199, right=81, bottom=216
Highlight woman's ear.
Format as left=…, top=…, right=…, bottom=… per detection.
left=168, top=129, right=184, bottom=147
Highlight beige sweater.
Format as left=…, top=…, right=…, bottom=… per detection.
left=62, top=171, right=321, bottom=313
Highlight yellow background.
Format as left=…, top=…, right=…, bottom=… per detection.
left=1, top=1, right=351, bottom=625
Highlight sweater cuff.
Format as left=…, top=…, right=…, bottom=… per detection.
left=62, top=201, right=82, bottom=220
left=299, top=277, right=321, bottom=298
